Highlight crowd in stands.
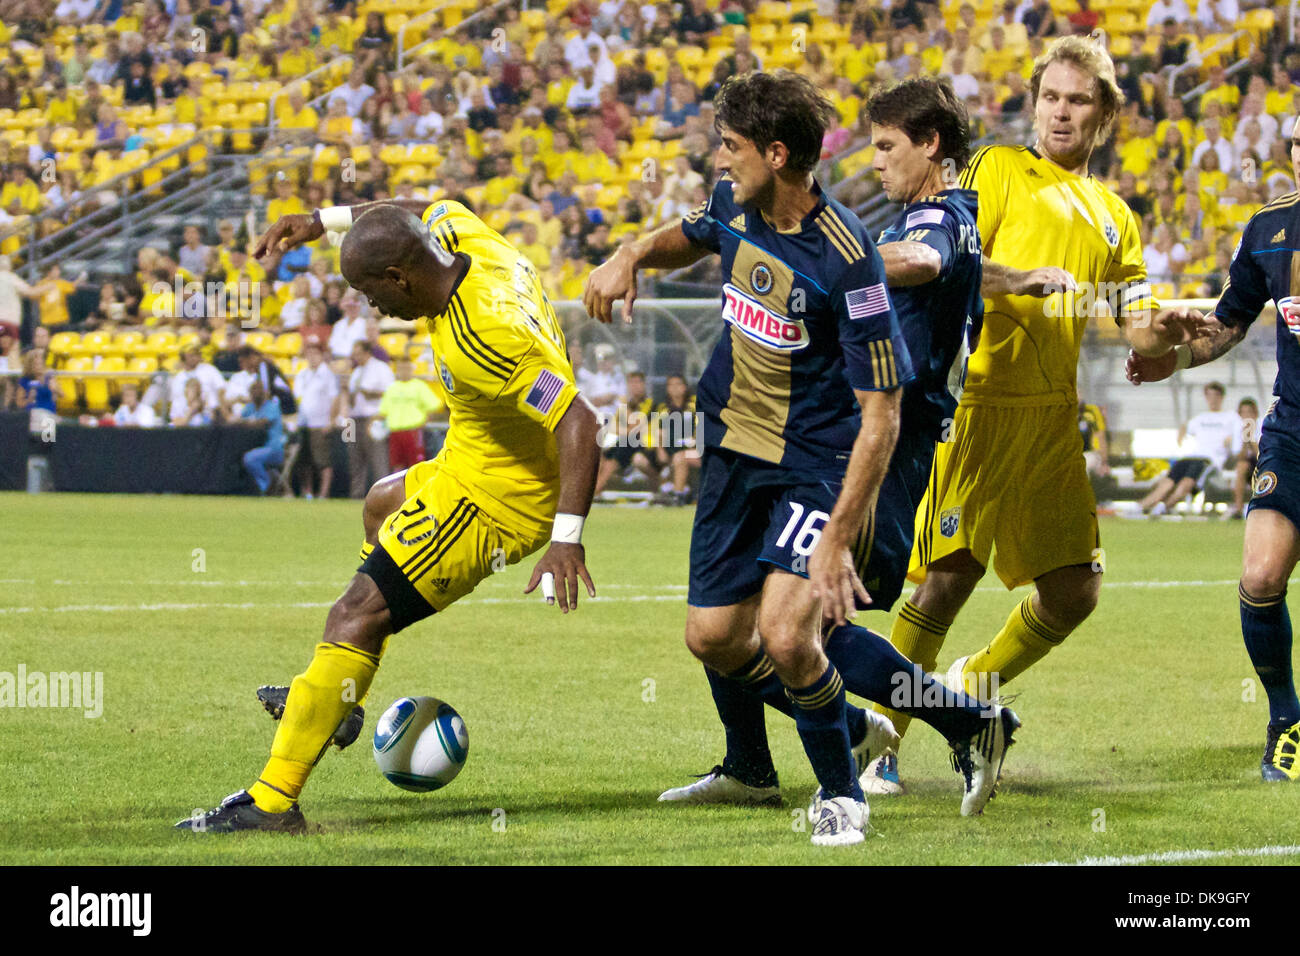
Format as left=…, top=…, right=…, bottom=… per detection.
left=0, top=0, right=1296, bottom=497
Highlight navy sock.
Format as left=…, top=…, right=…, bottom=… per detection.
left=704, top=663, right=778, bottom=788
left=785, top=664, right=862, bottom=801
left=729, top=649, right=870, bottom=744
left=1240, top=586, right=1300, bottom=728
left=825, top=623, right=987, bottom=743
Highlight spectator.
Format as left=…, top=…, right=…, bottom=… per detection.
left=378, top=357, right=442, bottom=471
left=169, top=375, right=215, bottom=426
left=1140, top=382, right=1241, bottom=515
left=17, top=348, right=55, bottom=415
left=113, top=382, right=159, bottom=426
left=1191, top=118, right=1234, bottom=178
left=34, top=264, right=83, bottom=332
left=0, top=326, right=18, bottom=408
left=169, top=345, right=226, bottom=416
left=1147, top=0, right=1190, bottom=28
left=578, top=342, right=625, bottom=424
left=345, top=340, right=395, bottom=498
left=0, top=255, right=37, bottom=339
left=329, top=291, right=369, bottom=359
left=1227, top=397, right=1259, bottom=519
left=177, top=225, right=210, bottom=277
left=293, top=341, right=339, bottom=499
left=594, top=369, right=660, bottom=495
left=328, top=67, right=377, bottom=119
left=655, top=373, right=700, bottom=505
left=237, top=378, right=286, bottom=496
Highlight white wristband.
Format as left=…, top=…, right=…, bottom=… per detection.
left=1173, top=344, right=1192, bottom=371
left=551, top=513, right=584, bottom=544
left=317, top=206, right=353, bottom=233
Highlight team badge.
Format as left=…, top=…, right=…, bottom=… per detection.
left=1103, top=218, right=1119, bottom=247
left=750, top=263, right=773, bottom=295
left=939, top=506, right=961, bottom=538
left=1253, top=471, right=1277, bottom=497
left=436, top=355, right=455, bottom=393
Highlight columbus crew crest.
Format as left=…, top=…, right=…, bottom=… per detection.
left=1253, top=470, right=1277, bottom=497
left=1103, top=218, right=1119, bottom=247
left=939, top=506, right=962, bottom=538
left=436, top=355, right=455, bottom=393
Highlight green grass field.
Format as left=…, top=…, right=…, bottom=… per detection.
left=0, top=492, right=1295, bottom=866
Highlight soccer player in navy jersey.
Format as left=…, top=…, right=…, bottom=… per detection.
left=585, top=71, right=1012, bottom=840
left=1127, top=123, right=1300, bottom=782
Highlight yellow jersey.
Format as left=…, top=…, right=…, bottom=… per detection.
left=418, top=200, right=578, bottom=535
left=960, top=145, right=1152, bottom=406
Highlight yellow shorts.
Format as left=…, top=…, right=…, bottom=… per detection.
left=909, top=402, right=1100, bottom=589
left=363, top=459, right=546, bottom=630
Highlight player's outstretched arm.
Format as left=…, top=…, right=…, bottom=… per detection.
left=1123, top=305, right=1218, bottom=357
left=808, top=387, right=902, bottom=627
left=1126, top=316, right=1245, bottom=385
left=251, top=200, right=440, bottom=258
left=524, top=395, right=602, bottom=613
left=877, top=241, right=941, bottom=288
left=980, top=257, right=1077, bottom=298
left=582, top=221, right=711, bottom=324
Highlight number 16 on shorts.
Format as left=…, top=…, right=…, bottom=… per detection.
left=768, top=500, right=830, bottom=576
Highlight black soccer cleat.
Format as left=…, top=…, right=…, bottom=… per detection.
left=1261, top=720, right=1300, bottom=782
left=257, top=685, right=365, bottom=749
left=174, top=790, right=307, bottom=834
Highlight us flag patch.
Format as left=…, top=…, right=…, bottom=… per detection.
left=845, top=283, right=890, bottom=320
left=525, top=369, right=566, bottom=414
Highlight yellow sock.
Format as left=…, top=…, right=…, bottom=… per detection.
left=876, top=601, right=950, bottom=740
left=962, top=595, right=1067, bottom=695
left=249, top=641, right=381, bottom=813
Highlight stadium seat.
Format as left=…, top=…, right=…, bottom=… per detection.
left=379, top=332, right=409, bottom=357
left=47, top=331, right=80, bottom=368
left=272, top=332, right=303, bottom=359
left=85, top=356, right=125, bottom=411
left=56, top=356, right=91, bottom=414
left=245, top=330, right=276, bottom=353
left=106, top=330, right=145, bottom=360
left=127, top=356, right=158, bottom=388
left=69, top=330, right=112, bottom=360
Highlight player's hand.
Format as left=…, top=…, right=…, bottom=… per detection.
left=1012, top=267, right=1077, bottom=298
left=524, top=542, right=595, bottom=613
left=808, top=538, right=870, bottom=628
left=1148, top=306, right=1215, bottom=346
left=1125, top=347, right=1178, bottom=385
left=252, top=213, right=324, bottom=259
left=582, top=247, right=638, bottom=325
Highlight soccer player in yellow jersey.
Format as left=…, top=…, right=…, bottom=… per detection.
left=177, top=199, right=602, bottom=833
left=866, top=36, right=1212, bottom=795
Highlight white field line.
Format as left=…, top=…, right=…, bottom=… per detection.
left=1028, top=844, right=1300, bottom=866
left=0, top=578, right=1273, bottom=616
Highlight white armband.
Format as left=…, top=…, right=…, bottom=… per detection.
left=317, top=206, right=353, bottom=247
left=551, top=513, right=585, bottom=544
left=1173, top=344, right=1192, bottom=371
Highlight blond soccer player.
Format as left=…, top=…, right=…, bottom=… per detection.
left=866, top=36, right=1212, bottom=794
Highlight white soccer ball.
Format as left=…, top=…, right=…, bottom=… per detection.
left=372, top=696, right=469, bottom=792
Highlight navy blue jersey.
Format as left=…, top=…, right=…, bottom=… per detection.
left=1215, top=191, right=1300, bottom=427
left=681, top=178, right=914, bottom=480
left=875, top=188, right=984, bottom=439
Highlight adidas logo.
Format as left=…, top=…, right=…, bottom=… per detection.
left=429, top=577, right=451, bottom=593
left=729, top=214, right=746, bottom=232
left=1273, top=228, right=1286, bottom=243
left=1025, top=169, right=1042, bottom=178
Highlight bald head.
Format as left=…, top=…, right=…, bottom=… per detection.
left=339, top=204, right=465, bottom=322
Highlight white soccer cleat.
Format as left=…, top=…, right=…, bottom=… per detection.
left=860, top=753, right=905, bottom=796
left=851, top=710, right=900, bottom=776
left=657, top=766, right=781, bottom=806
left=950, top=705, right=1021, bottom=816
left=808, top=791, right=868, bottom=846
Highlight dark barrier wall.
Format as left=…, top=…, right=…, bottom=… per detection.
left=0, top=412, right=27, bottom=491
left=48, top=424, right=270, bottom=495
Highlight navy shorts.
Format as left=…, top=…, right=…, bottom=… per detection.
left=688, top=447, right=841, bottom=607
left=1248, top=425, right=1300, bottom=529
left=852, top=428, right=936, bottom=612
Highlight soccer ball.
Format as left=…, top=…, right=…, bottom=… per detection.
left=372, top=696, right=469, bottom=792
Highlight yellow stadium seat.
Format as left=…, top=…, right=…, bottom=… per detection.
left=379, top=332, right=409, bottom=357
left=48, top=331, right=80, bottom=367
left=244, top=330, right=276, bottom=353
left=86, top=356, right=125, bottom=411
left=272, top=332, right=303, bottom=359
left=106, top=330, right=145, bottom=359
left=411, top=358, right=433, bottom=380
left=175, top=330, right=200, bottom=353
left=69, top=330, right=112, bottom=359
left=56, top=356, right=91, bottom=413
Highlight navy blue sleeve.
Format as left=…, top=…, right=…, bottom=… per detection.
left=678, top=181, right=726, bottom=253
left=896, top=203, right=957, bottom=277
left=831, top=247, right=916, bottom=392
left=1215, top=218, right=1273, bottom=330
